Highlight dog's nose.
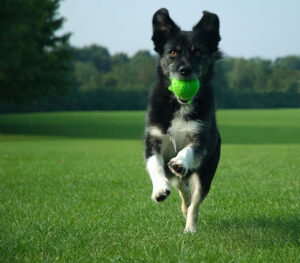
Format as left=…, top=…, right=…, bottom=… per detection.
left=179, top=66, right=192, bottom=76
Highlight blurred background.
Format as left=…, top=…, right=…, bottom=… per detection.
left=1, top=0, right=300, bottom=113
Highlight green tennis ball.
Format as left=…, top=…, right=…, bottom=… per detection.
left=168, top=77, right=200, bottom=104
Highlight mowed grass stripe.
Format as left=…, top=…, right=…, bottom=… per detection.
left=0, top=110, right=299, bottom=262
left=1, top=109, right=300, bottom=143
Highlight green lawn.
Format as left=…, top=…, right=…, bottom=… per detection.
left=0, top=109, right=299, bottom=262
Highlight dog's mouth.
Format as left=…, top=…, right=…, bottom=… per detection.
left=177, top=97, right=188, bottom=104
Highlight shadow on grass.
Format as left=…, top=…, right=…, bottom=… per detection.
left=1, top=123, right=300, bottom=144
left=209, top=215, right=299, bottom=246
left=0, top=112, right=300, bottom=144
left=219, top=125, right=300, bottom=144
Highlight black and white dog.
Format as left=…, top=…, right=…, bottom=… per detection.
left=144, top=8, right=221, bottom=233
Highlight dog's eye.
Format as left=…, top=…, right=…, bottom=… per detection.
left=170, top=51, right=177, bottom=57
left=195, top=51, right=201, bottom=57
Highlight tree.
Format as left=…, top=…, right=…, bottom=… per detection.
left=228, top=58, right=256, bottom=92
left=274, top=56, right=300, bottom=70
left=0, top=0, right=72, bottom=104
left=253, top=59, right=272, bottom=92
left=72, top=45, right=111, bottom=74
left=99, top=50, right=156, bottom=92
left=73, top=61, right=101, bottom=92
left=111, top=53, right=129, bottom=67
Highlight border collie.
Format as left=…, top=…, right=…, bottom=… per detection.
left=144, top=8, right=221, bottom=233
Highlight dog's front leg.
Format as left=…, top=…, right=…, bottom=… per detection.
left=146, top=154, right=171, bottom=202
left=168, top=145, right=205, bottom=177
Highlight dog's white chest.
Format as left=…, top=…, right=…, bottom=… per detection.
left=149, top=117, right=202, bottom=161
left=167, top=118, right=199, bottom=150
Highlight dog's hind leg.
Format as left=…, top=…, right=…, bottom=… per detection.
left=184, top=172, right=202, bottom=233
left=170, top=177, right=191, bottom=218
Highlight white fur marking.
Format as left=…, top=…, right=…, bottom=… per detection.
left=176, top=146, right=194, bottom=168
left=147, top=126, right=163, bottom=137
left=146, top=155, right=170, bottom=201
left=168, top=118, right=201, bottom=136
left=168, top=119, right=203, bottom=151
left=147, top=118, right=205, bottom=164
left=147, top=126, right=177, bottom=160
left=175, top=105, right=193, bottom=118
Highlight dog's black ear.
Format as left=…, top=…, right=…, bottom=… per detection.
left=152, top=8, right=180, bottom=54
left=193, top=11, right=221, bottom=52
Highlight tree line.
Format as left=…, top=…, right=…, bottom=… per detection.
left=70, top=47, right=300, bottom=110
left=1, top=0, right=299, bottom=113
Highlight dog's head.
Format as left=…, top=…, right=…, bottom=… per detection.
left=152, top=8, right=221, bottom=102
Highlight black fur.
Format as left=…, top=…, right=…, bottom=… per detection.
left=145, top=8, right=221, bottom=201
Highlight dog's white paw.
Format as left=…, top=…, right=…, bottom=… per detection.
left=151, top=181, right=171, bottom=202
left=168, top=158, right=188, bottom=177
left=184, top=224, right=197, bottom=233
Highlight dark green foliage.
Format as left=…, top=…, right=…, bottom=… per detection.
left=72, top=45, right=111, bottom=73
left=0, top=0, right=300, bottom=112
left=111, top=53, right=130, bottom=67
left=213, top=56, right=300, bottom=108
left=50, top=47, right=300, bottom=112
left=228, top=58, right=256, bottom=91
left=73, top=61, right=101, bottom=92
left=275, top=56, right=300, bottom=70
left=0, top=0, right=72, bottom=105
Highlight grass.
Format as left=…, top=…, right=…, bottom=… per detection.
left=0, top=109, right=299, bottom=262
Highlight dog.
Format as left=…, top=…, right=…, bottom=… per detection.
left=144, top=8, right=221, bottom=233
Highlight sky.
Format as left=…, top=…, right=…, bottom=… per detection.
left=58, top=0, right=300, bottom=59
